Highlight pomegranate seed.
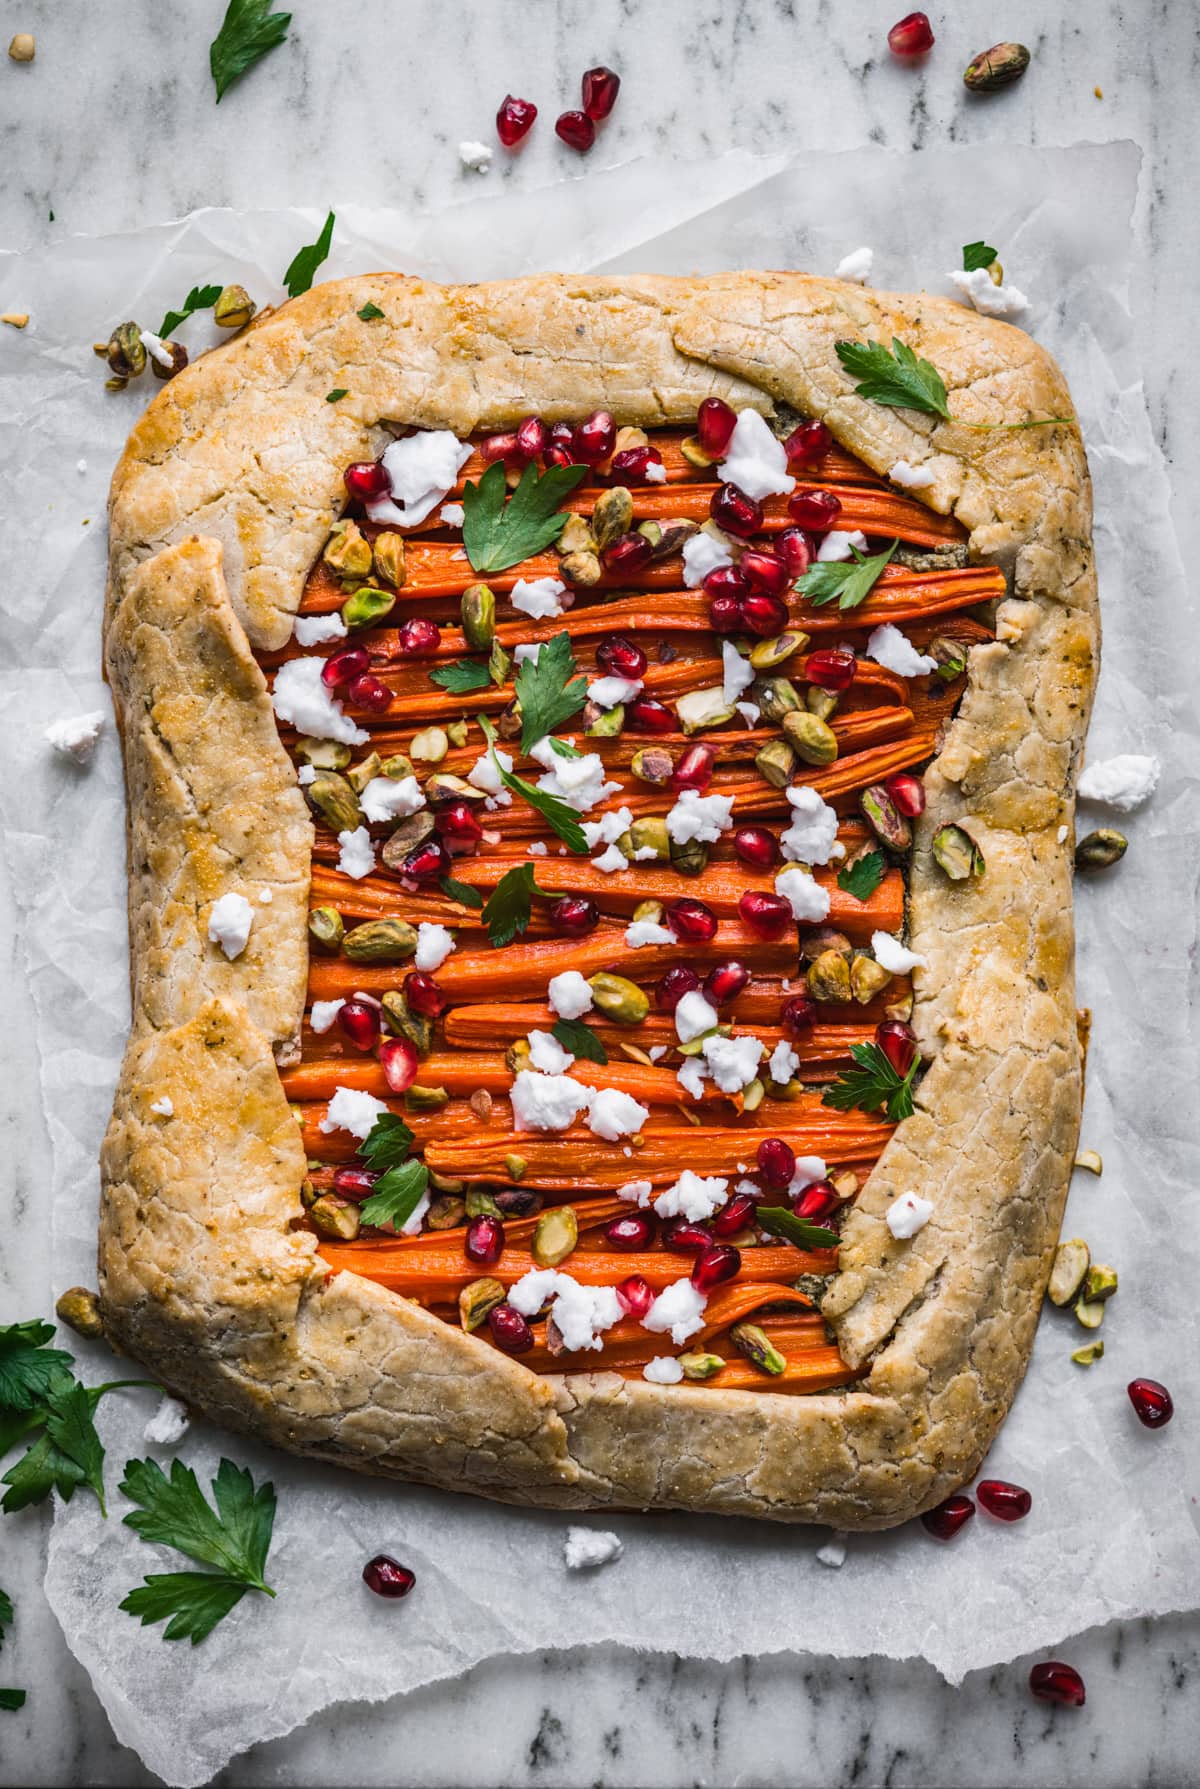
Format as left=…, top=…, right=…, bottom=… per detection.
left=333, top=1166, right=377, bottom=1201
left=337, top=999, right=378, bottom=1052
left=876, top=1019, right=918, bottom=1078
left=321, top=646, right=370, bottom=690
left=976, top=1479, right=1033, bottom=1522
left=610, top=445, right=664, bottom=483
left=343, top=460, right=390, bottom=502
left=757, top=1137, right=796, bottom=1190
left=480, top=431, right=519, bottom=463
left=435, top=801, right=484, bottom=843
left=740, top=549, right=788, bottom=597
left=777, top=526, right=812, bottom=579
left=662, top=1219, right=713, bottom=1255
left=704, top=960, right=749, bottom=1005
left=738, top=889, right=792, bottom=939
left=656, top=965, right=702, bottom=1012
left=1029, top=1662, right=1086, bottom=1708
left=396, top=617, right=440, bottom=657
left=605, top=1212, right=656, bottom=1251
left=741, top=591, right=790, bottom=638
left=805, top=648, right=857, bottom=692
left=887, top=11, right=935, bottom=57
left=626, top=696, right=675, bottom=734
left=379, top=1035, right=418, bottom=1093
left=704, top=565, right=749, bottom=602
left=362, top=1555, right=416, bottom=1599
left=708, top=594, right=746, bottom=635
left=496, top=94, right=537, bottom=146
left=671, top=743, right=716, bottom=792
left=576, top=410, right=616, bottom=464
left=710, top=482, right=763, bottom=539
left=400, top=839, right=449, bottom=883
left=346, top=672, right=391, bottom=712
left=405, top=972, right=447, bottom=1017
left=544, top=445, right=575, bottom=469
left=886, top=771, right=926, bottom=817
left=666, top=897, right=718, bottom=945
left=711, top=1192, right=757, bottom=1237
left=596, top=635, right=648, bottom=679
left=793, top=1180, right=841, bottom=1224
left=515, top=415, right=548, bottom=460
left=615, top=1274, right=654, bottom=1319
left=549, top=421, right=576, bottom=450
left=784, top=420, right=834, bottom=463
left=603, top=531, right=654, bottom=576
left=920, top=1494, right=975, bottom=1540
left=733, top=826, right=780, bottom=870
left=782, top=994, right=817, bottom=1036
left=1127, top=1377, right=1174, bottom=1428
left=555, top=109, right=595, bottom=151
left=692, top=1244, right=741, bottom=1292
left=696, top=397, right=738, bottom=458
left=488, top=1302, right=534, bottom=1351
left=465, top=1214, right=504, bottom=1265
left=581, top=65, right=621, bottom=121
left=548, top=894, right=599, bottom=937
left=788, top=488, right=842, bottom=532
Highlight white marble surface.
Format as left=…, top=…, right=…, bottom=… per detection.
left=2, top=2, right=1198, bottom=1784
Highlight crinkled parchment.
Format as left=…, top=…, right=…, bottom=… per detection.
left=0, top=143, right=1197, bottom=1789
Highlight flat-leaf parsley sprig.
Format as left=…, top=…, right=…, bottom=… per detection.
left=462, top=461, right=587, bottom=574
left=822, top=1041, right=918, bottom=1123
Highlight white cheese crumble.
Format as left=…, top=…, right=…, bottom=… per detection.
left=701, top=1033, right=763, bottom=1094
left=866, top=622, right=937, bottom=677
left=625, top=919, right=675, bottom=948
left=149, top=1095, right=174, bottom=1118
left=645, top=460, right=667, bottom=483
left=871, top=930, right=926, bottom=974
left=528, top=1029, right=574, bottom=1073
left=736, top=701, right=761, bottom=728
left=45, top=710, right=106, bottom=762
left=1057, top=824, right=1069, bottom=845
left=655, top=1170, right=729, bottom=1222
left=414, top=922, right=455, bottom=972
left=564, top=1527, right=624, bottom=1569
left=1076, top=753, right=1160, bottom=811
left=588, top=1087, right=649, bottom=1141
left=717, top=407, right=795, bottom=502
left=208, top=892, right=254, bottom=959
left=681, top=529, right=734, bottom=587
left=775, top=865, right=831, bottom=923
left=886, top=1192, right=934, bottom=1240
left=272, top=656, right=368, bottom=745
left=787, top=1156, right=828, bottom=1197
left=889, top=459, right=935, bottom=491
left=648, top=1045, right=667, bottom=1063
left=781, top=785, right=840, bottom=865
left=510, top=1070, right=592, bottom=1133
left=528, top=840, right=548, bottom=857
left=139, top=327, right=176, bottom=370
left=467, top=744, right=513, bottom=799
left=458, top=139, right=493, bottom=173
left=336, top=826, right=376, bottom=879
left=674, top=989, right=719, bottom=1044
left=297, top=764, right=317, bottom=786
left=513, top=642, right=544, bottom=666
left=817, top=528, right=868, bottom=563
left=367, top=430, right=472, bottom=529
left=359, top=774, right=426, bottom=824
left=292, top=612, right=347, bottom=647
left=511, top=576, right=568, bottom=619
left=769, top=1039, right=800, bottom=1084
left=509, top=1269, right=622, bottom=1352
left=589, top=674, right=643, bottom=709
left=676, top=1057, right=708, bottom=1100
left=666, top=788, right=734, bottom=846
left=310, top=997, right=345, bottom=1035
left=399, top=1189, right=430, bottom=1236
left=592, top=844, right=630, bottom=874
left=949, top=267, right=1030, bottom=321
left=643, top=1277, right=708, bottom=1345
left=531, top=740, right=621, bottom=813
left=617, top=1179, right=654, bottom=1205
left=582, top=805, right=633, bottom=849
left=816, top=1537, right=847, bottom=1569
left=508, top=1268, right=561, bottom=1315
left=439, top=501, right=465, bottom=526
left=320, top=1086, right=389, bottom=1140
left=722, top=640, right=756, bottom=707
left=643, top=1356, right=684, bottom=1384
left=548, top=970, right=593, bottom=1020
left=143, top=1395, right=190, bottom=1447
left=835, top=246, right=874, bottom=284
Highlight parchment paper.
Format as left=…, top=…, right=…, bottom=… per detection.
left=2, top=142, right=1197, bottom=1789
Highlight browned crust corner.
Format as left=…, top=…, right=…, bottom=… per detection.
left=98, top=273, right=1096, bottom=1528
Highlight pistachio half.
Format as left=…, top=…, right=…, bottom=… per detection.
left=307, top=771, right=362, bottom=833
left=783, top=710, right=838, bottom=766
left=1074, top=1149, right=1103, bottom=1176
left=560, top=550, right=603, bottom=587
left=1047, top=1238, right=1090, bottom=1306
left=1071, top=1341, right=1105, bottom=1366
left=850, top=953, right=892, bottom=1004
left=807, top=950, right=853, bottom=1004
left=107, top=322, right=146, bottom=379
left=754, top=739, right=797, bottom=789
left=932, top=824, right=985, bottom=880
left=588, top=972, right=650, bottom=1026
left=426, top=1194, right=467, bottom=1230
left=342, top=585, right=396, bottom=630
left=533, top=1205, right=578, bottom=1267
left=558, top=513, right=596, bottom=556
left=323, top=519, right=374, bottom=581
left=592, top=485, right=633, bottom=550
left=213, top=283, right=257, bottom=329
left=369, top=531, right=405, bottom=589
left=1082, top=1263, right=1118, bottom=1303
left=749, top=630, right=808, bottom=671
left=630, top=746, right=674, bottom=785
left=860, top=783, right=912, bottom=852
left=1073, top=1295, right=1106, bottom=1331
left=411, top=726, right=449, bottom=763
left=756, top=676, right=802, bottom=723
left=309, top=1196, right=360, bottom=1241
left=380, top=811, right=438, bottom=868
left=1075, top=829, right=1127, bottom=871
left=381, top=990, right=433, bottom=1054
left=669, top=835, right=709, bottom=878
left=676, top=686, right=736, bottom=735
left=55, top=1286, right=105, bottom=1339
left=295, top=736, right=352, bottom=770
left=308, top=906, right=345, bottom=953
left=963, top=40, right=1031, bottom=91
left=729, top=1322, right=786, bottom=1376
left=346, top=750, right=382, bottom=794
left=343, top=918, right=418, bottom=963
left=459, top=1277, right=506, bottom=1332
left=460, top=583, right=495, bottom=647
left=679, top=1352, right=726, bottom=1381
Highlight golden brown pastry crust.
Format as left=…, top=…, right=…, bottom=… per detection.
left=99, top=273, right=1095, bottom=1527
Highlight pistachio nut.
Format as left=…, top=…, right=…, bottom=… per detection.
left=307, top=771, right=362, bottom=833
left=680, top=434, right=717, bottom=470
left=213, top=283, right=257, bottom=329
left=469, top=1087, right=494, bottom=1124
left=1074, top=1149, right=1103, bottom=1176
left=669, top=835, right=710, bottom=878
left=533, top=1205, right=578, bottom=1267
left=1073, top=1295, right=1105, bottom=1331
left=380, top=990, right=433, bottom=1055
left=588, top=972, right=650, bottom=1026
left=860, top=784, right=912, bottom=852
left=371, top=531, right=407, bottom=589
left=807, top=949, right=853, bottom=1004
left=729, top=1322, right=786, bottom=1376
left=1083, top=1263, right=1118, bottom=1303
left=1047, top=1238, right=1090, bottom=1307
left=560, top=550, right=603, bottom=587
left=459, top=1277, right=507, bottom=1332
left=805, top=686, right=839, bottom=722
left=591, top=486, right=634, bottom=550
left=740, top=1077, right=765, bottom=1113
left=1075, top=828, right=1127, bottom=871
left=754, top=739, right=798, bottom=789
left=380, top=811, right=438, bottom=868
left=494, top=1186, right=544, bottom=1218
left=503, top=1153, right=526, bottom=1182
left=458, top=582, right=495, bottom=649
left=799, top=928, right=853, bottom=963
left=466, top=1187, right=502, bottom=1219
left=629, top=816, right=671, bottom=862
left=323, top=519, right=374, bottom=581
left=618, top=1040, right=656, bottom=1066
left=424, top=771, right=486, bottom=804
left=630, top=746, right=674, bottom=785
left=1071, top=1340, right=1105, bottom=1366
left=505, top=1037, right=533, bottom=1076
left=343, top=919, right=418, bottom=963
left=586, top=703, right=625, bottom=737
left=558, top=513, right=596, bottom=557
left=755, top=676, right=802, bottom=723
left=346, top=751, right=383, bottom=794
left=679, top=1352, right=726, bottom=1381
left=885, top=991, right=915, bottom=1022
left=107, top=321, right=146, bottom=379
left=104, top=376, right=129, bottom=393
left=55, top=1286, right=105, bottom=1339
left=307, top=906, right=344, bottom=953
left=446, top=721, right=469, bottom=748
left=831, top=1170, right=859, bottom=1201
left=309, top=1196, right=361, bottom=1241
left=410, top=726, right=449, bottom=763
left=932, top=823, right=985, bottom=880
left=489, top=640, right=513, bottom=689
left=8, top=33, right=35, bottom=61
left=763, top=1074, right=803, bottom=1101
left=676, top=686, right=736, bottom=735
left=295, top=736, right=352, bottom=771
left=342, top=585, right=396, bottom=631
left=632, top=898, right=665, bottom=926
left=614, top=425, right=649, bottom=454
left=427, top=1168, right=465, bottom=1196
left=426, top=1193, right=467, bottom=1231
left=749, top=630, right=808, bottom=671
left=928, top=634, right=968, bottom=680
left=406, top=1084, right=449, bottom=1112
left=963, top=40, right=1031, bottom=91
left=377, top=757, right=413, bottom=785
left=850, top=953, right=893, bottom=1004
left=782, top=710, right=838, bottom=766
left=299, top=1177, right=318, bottom=1209
left=150, top=340, right=188, bottom=381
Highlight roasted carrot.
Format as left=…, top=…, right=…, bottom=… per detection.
left=317, top=1243, right=829, bottom=1295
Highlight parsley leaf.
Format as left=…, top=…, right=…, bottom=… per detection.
left=159, top=283, right=223, bottom=337
left=0, top=1588, right=11, bottom=1640
left=551, top=1018, right=608, bottom=1065
left=326, top=388, right=347, bottom=404
left=548, top=737, right=583, bottom=759
left=283, top=210, right=334, bottom=300
left=755, top=1207, right=840, bottom=1250
left=962, top=240, right=999, bottom=273
left=0, top=1689, right=25, bottom=1712
left=479, top=717, right=587, bottom=854
left=439, top=874, right=484, bottom=910
left=43, top=1382, right=108, bottom=1514
left=358, top=1113, right=415, bottom=1174
left=0, top=1589, right=20, bottom=1705
left=358, top=1159, right=429, bottom=1230
left=430, top=658, right=492, bottom=693
left=837, top=849, right=885, bottom=902
left=357, top=301, right=385, bottom=322
left=121, top=1573, right=250, bottom=1647
left=515, top=631, right=587, bottom=753
left=822, top=1042, right=918, bottom=1122
left=797, top=540, right=898, bottom=611
left=119, top=1457, right=276, bottom=1644
left=835, top=337, right=951, bottom=421
left=210, top=0, right=292, bottom=103
left=0, top=1321, right=74, bottom=1411
left=462, top=460, right=587, bottom=574
left=481, top=863, right=540, bottom=947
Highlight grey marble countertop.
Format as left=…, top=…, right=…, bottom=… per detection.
left=3, top=2, right=1198, bottom=1784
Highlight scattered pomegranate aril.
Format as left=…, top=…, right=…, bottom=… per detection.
left=605, top=1212, right=656, bottom=1251
left=793, top=1180, right=841, bottom=1224
left=346, top=672, right=391, bottom=712
left=465, top=1214, right=505, bottom=1265
left=976, top=1478, right=1033, bottom=1522
left=888, top=11, right=935, bottom=57
left=740, top=549, right=788, bottom=597
left=662, top=1219, right=714, bottom=1255
left=788, top=487, right=842, bottom=532
left=321, top=646, right=370, bottom=691
left=401, top=839, right=449, bottom=883
left=549, top=421, right=577, bottom=450
left=343, top=459, right=390, bottom=502
left=480, top=431, right=519, bottom=464
left=711, top=1192, right=757, bottom=1237
left=733, top=825, right=781, bottom=870
left=379, top=1035, right=419, bottom=1093
left=575, top=409, right=616, bottom=464
left=782, top=994, right=817, bottom=1036
left=603, top=531, right=654, bottom=576
left=488, top=1302, right=534, bottom=1351
left=738, top=889, right=793, bottom=939
left=435, top=801, right=484, bottom=843
left=596, top=635, right=648, bottom=680
left=784, top=419, right=834, bottom=463
left=876, top=1019, right=918, bottom=1078
left=920, top=1493, right=975, bottom=1540
left=885, top=771, right=926, bottom=817
left=496, top=94, right=538, bottom=146
left=337, top=999, right=379, bottom=1052
left=610, top=445, right=664, bottom=483
left=615, top=1274, right=654, bottom=1320
left=671, top=743, right=717, bottom=792
left=666, top=897, right=718, bottom=945
left=704, top=960, right=749, bottom=1005
left=710, top=481, right=763, bottom=539
left=708, top=594, right=746, bottom=635
left=548, top=894, right=599, bottom=937
left=777, top=525, right=812, bottom=580
left=1029, top=1662, right=1086, bottom=1708
left=404, top=972, right=447, bottom=1018
left=757, top=1136, right=796, bottom=1190
left=363, top=1555, right=416, bottom=1599
left=555, top=108, right=596, bottom=151
left=656, top=965, right=702, bottom=1012
left=1127, top=1377, right=1174, bottom=1428
left=691, top=1244, right=741, bottom=1292
left=333, top=1167, right=377, bottom=1201
left=396, top=617, right=440, bottom=657
left=626, top=696, right=675, bottom=734
left=703, top=564, right=749, bottom=602
left=741, top=591, right=790, bottom=638
left=696, top=397, right=738, bottom=458
left=542, top=446, right=572, bottom=469
left=514, top=415, right=549, bottom=460
left=581, top=64, right=621, bottom=121
left=805, top=647, right=857, bottom=692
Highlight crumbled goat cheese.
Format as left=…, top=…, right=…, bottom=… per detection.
left=701, top=1033, right=764, bottom=1094
left=1057, top=824, right=1069, bottom=844
left=513, top=642, right=544, bottom=666
left=643, top=1356, right=684, bottom=1384
left=510, top=1070, right=593, bottom=1132
left=1076, top=753, right=1160, bottom=811
left=736, top=701, right=761, bottom=727
left=648, top=1045, right=668, bottom=1063
left=676, top=1057, right=709, bottom=1101
left=617, top=1179, right=654, bottom=1206
left=143, top=1396, right=190, bottom=1447
left=510, top=576, right=568, bottom=619
left=681, top=529, right=734, bottom=587
left=258, top=888, right=273, bottom=904
left=592, top=844, right=630, bottom=874
left=149, top=1096, right=174, bottom=1118
left=654, top=1170, right=729, bottom=1223
left=336, top=826, right=376, bottom=879
left=835, top=246, right=874, bottom=284
left=886, top=1192, right=935, bottom=1240
left=718, top=407, right=795, bottom=501
left=564, top=1527, right=624, bottom=1569
left=866, top=622, right=937, bottom=677
left=367, top=430, right=472, bottom=529
left=415, top=922, right=455, bottom=971
left=548, top=970, right=593, bottom=1020
left=458, top=139, right=492, bottom=173
left=674, top=989, right=719, bottom=1043
left=508, top=1268, right=563, bottom=1316
left=582, top=805, right=633, bottom=849
left=949, top=267, right=1029, bottom=320
left=208, top=891, right=254, bottom=959
left=780, top=785, right=840, bottom=865
left=769, top=1039, right=800, bottom=1084
left=531, top=740, right=621, bottom=813
left=297, top=764, right=317, bottom=786
left=528, top=840, right=548, bottom=857
left=292, top=612, right=347, bottom=646
left=817, top=529, right=868, bottom=563
left=787, top=1157, right=828, bottom=1197
left=721, top=640, right=756, bottom=708
left=625, top=919, right=675, bottom=948
left=589, top=674, right=643, bottom=709
left=816, top=1537, right=847, bottom=1569
left=359, top=774, right=426, bottom=824
left=510, top=1270, right=622, bottom=1352
left=872, top=930, right=926, bottom=974
left=310, top=998, right=345, bottom=1035
left=588, top=1087, right=650, bottom=1141
left=645, top=460, right=667, bottom=483
left=399, top=1189, right=430, bottom=1236
left=666, top=789, right=735, bottom=845
left=528, top=1029, right=574, bottom=1074
left=643, top=1277, right=708, bottom=1345
left=320, top=1086, right=389, bottom=1140
left=439, top=501, right=465, bottom=526
left=45, top=710, right=106, bottom=762
left=139, top=327, right=176, bottom=370
left=889, top=459, right=935, bottom=491
left=272, top=656, right=368, bottom=744
left=775, top=866, right=831, bottom=923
